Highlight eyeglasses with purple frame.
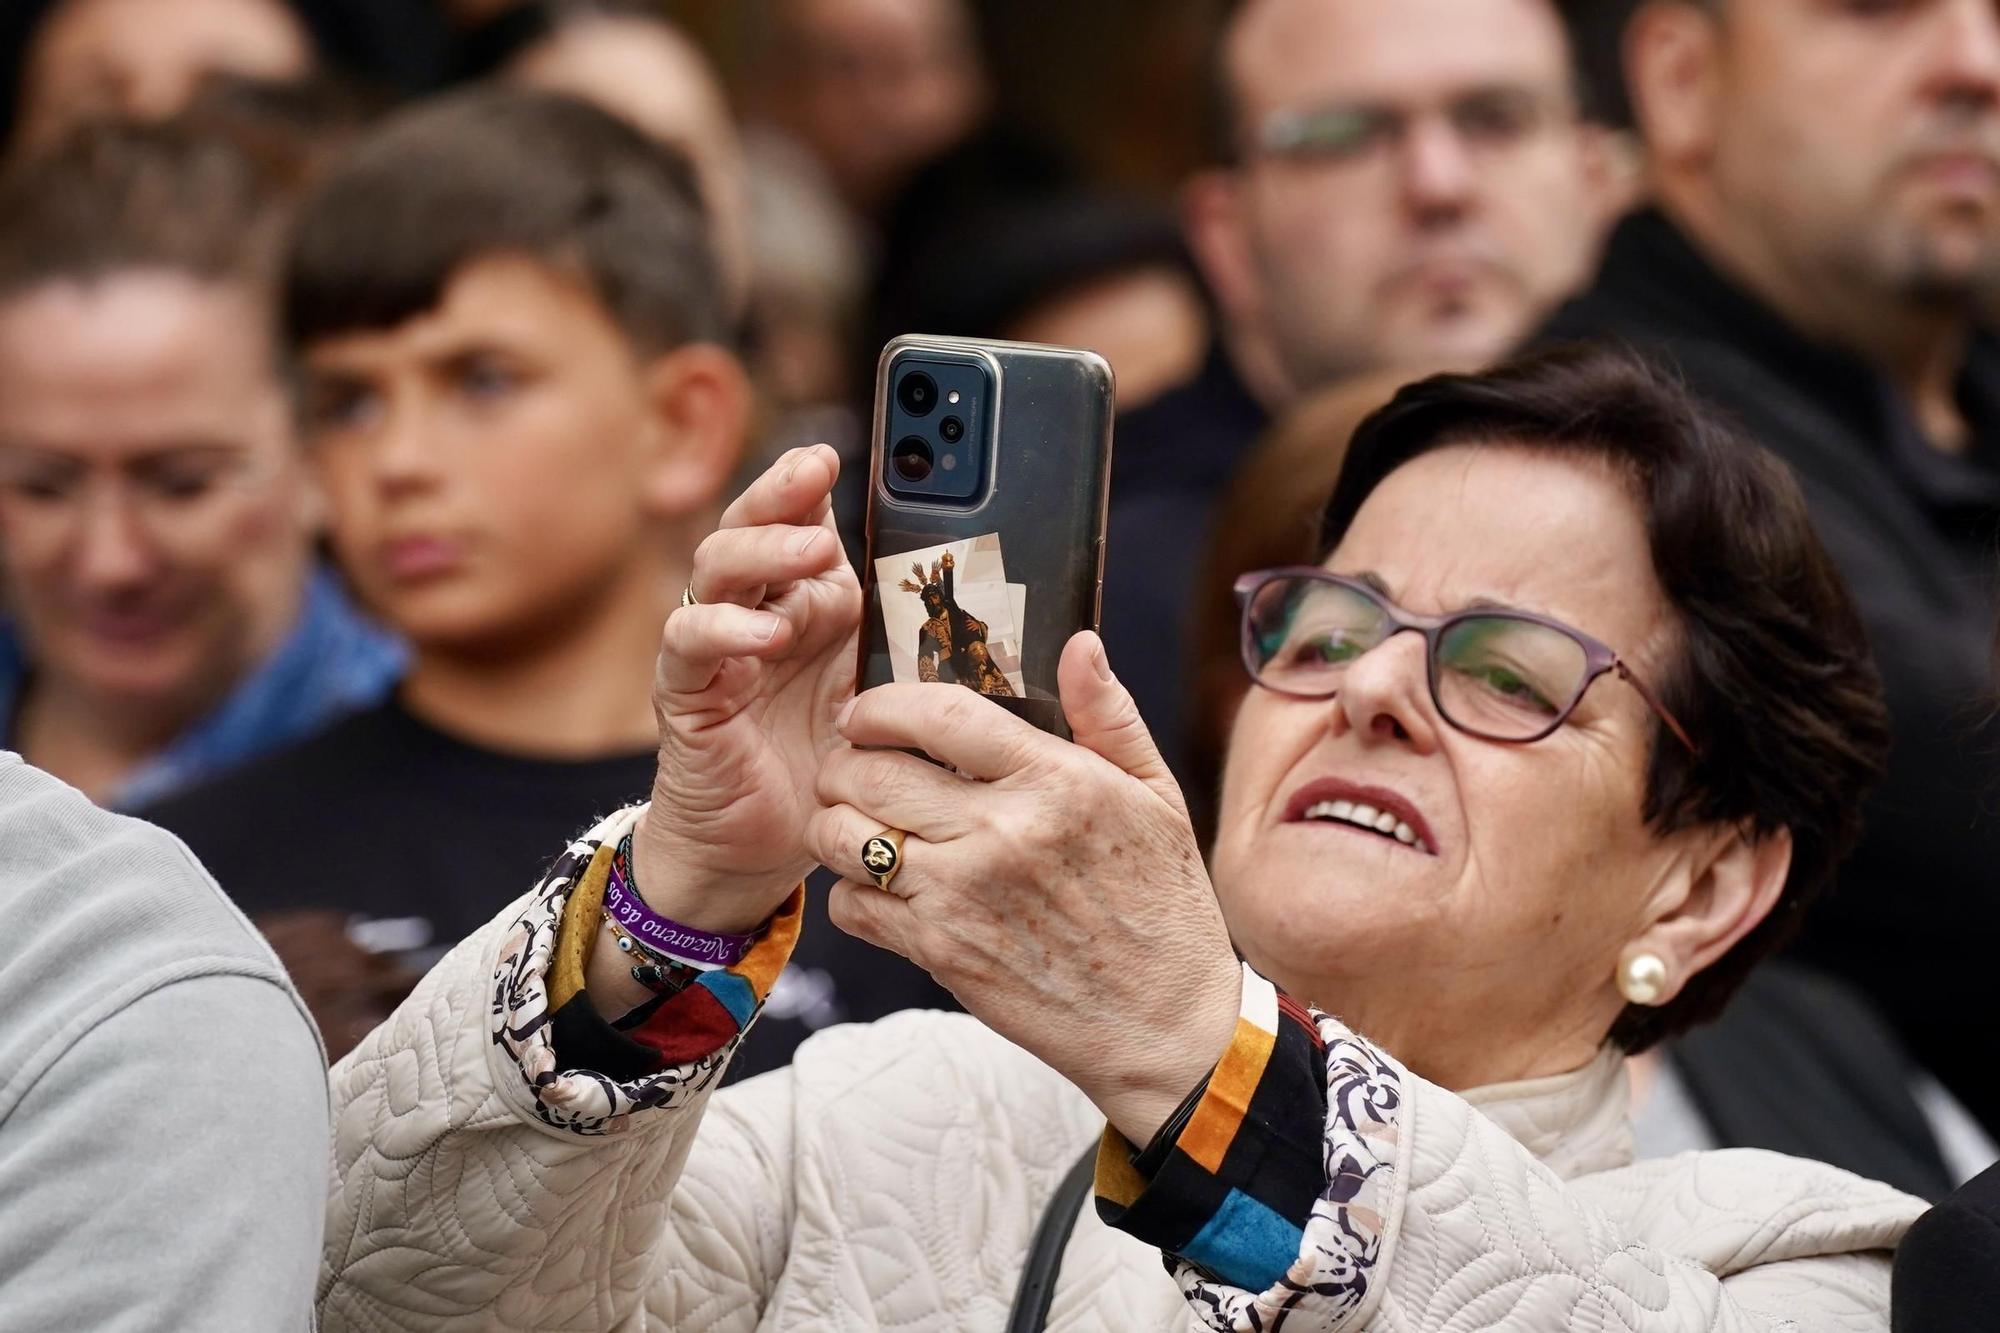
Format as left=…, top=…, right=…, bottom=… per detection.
left=1233, top=567, right=1699, bottom=752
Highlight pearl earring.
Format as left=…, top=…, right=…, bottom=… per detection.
left=1618, top=953, right=1669, bottom=1006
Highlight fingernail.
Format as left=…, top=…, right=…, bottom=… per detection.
left=1093, top=641, right=1115, bottom=683
left=836, top=697, right=856, bottom=730
left=753, top=613, right=781, bottom=642
left=789, top=527, right=822, bottom=556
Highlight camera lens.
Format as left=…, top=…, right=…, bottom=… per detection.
left=891, top=435, right=934, bottom=484
left=897, top=372, right=938, bottom=417
left=938, top=415, right=965, bottom=444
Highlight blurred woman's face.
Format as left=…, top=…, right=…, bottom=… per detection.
left=1209, top=445, right=1686, bottom=1088
left=771, top=0, right=987, bottom=208
left=0, top=273, right=312, bottom=716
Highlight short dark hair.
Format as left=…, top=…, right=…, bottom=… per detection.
left=0, top=114, right=302, bottom=305
left=1553, top=0, right=1650, bottom=130
left=1318, top=343, right=1889, bottom=1053
left=1203, top=4, right=1246, bottom=165
left=283, top=86, right=726, bottom=362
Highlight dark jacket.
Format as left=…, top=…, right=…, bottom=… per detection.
left=1669, top=961, right=1957, bottom=1202
left=1541, top=209, right=2000, bottom=1134
left=1103, top=345, right=1269, bottom=787
left=1893, top=1160, right=2000, bottom=1330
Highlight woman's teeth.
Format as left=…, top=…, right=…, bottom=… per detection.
left=1301, top=799, right=1429, bottom=852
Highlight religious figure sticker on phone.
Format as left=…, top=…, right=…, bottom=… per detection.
left=875, top=533, right=1027, bottom=697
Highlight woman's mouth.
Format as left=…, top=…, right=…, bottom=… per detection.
left=1283, top=779, right=1438, bottom=856
left=78, top=604, right=183, bottom=646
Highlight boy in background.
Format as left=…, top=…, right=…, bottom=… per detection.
left=143, top=88, right=753, bottom=1053
left=154, top=89, right=958, bottom=1066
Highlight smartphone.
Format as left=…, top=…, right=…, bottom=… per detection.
left=858, top=335, right=1115, bottom=741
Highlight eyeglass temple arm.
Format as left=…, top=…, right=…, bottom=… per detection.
left=1613, top=661, right=1699, bottom=755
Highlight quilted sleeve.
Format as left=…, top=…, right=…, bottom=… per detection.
left=1114, top=994, right=1916, bottom=1332
left=319, top=805, right=803, bottom=1332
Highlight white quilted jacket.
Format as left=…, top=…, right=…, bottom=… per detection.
left=321, top=811, right=1924, bottom=1332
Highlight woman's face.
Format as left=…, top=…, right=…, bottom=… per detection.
left=1210, top=444, right=1691, bottom=1087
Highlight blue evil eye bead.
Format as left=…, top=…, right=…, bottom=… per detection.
left=615, top=933, right=636, bottom=953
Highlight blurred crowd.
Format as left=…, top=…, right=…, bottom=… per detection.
left=2, top=0, right=1999, bottom=1279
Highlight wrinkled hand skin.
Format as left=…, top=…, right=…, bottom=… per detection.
left=635, top=444, right=863, bottom=936
left=807, top=633, right=1244, bottom=1145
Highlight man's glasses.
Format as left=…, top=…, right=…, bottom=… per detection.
left=1235, top=568, right=1697, bottom=750
left=1253, top=87, right=1572, bottom=169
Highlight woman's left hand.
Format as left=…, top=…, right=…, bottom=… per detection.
left=804, top=632, right=1243, bottom=1146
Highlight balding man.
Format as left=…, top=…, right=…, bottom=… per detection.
left=507, top=8, right=755, bottom=315
left=13, top=0, right=312, bottom=153
left=1106, top=0, right=1616, bottom=784
left=749, top=0, right=988, bottom=216
left=1543, top=0, right=2000, bottom=1139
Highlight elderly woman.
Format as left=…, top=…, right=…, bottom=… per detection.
left=319, top=347, right=1923, bottom=1331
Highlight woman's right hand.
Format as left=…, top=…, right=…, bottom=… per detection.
left=629, top=444, right=861, bottom=934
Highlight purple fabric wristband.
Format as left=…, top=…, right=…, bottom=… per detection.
left=603, top=844, right=759, bottom=969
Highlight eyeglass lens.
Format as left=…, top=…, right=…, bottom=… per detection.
left=1258, top=87, right=1565, bottom=166
left=1245, top=575, right=1590, bottom=741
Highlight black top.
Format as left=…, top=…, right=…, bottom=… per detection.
left=139, top=695, right=953, bottom=1076
left=1102, top=344, right=1270, bottom=788
left=1541, top=208, right=2000, bottom=1133
left=1667, top=961, right=1955, bottom=1202
left=1894, top=1159, right=2000, bottom=1331
left=140, top=696, right=658, bottom=973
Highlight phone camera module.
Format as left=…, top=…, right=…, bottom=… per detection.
left=938, top=415, right=965, bottom=444
left=897, top=371, right=938, bottom=418
left=891, top=435, right=935, bottom=484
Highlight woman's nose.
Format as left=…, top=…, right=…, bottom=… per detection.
left=73, top=486, right=161, bottom=592
left=1330, top=631, right=1442, bottom=751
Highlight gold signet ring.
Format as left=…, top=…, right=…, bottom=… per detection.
left=861, top=829, right=907, bottom=892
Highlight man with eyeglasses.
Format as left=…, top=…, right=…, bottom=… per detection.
left=1103, top=0, right=1618, bottom=789
left=0, top=117, right=401, bottom=808
left=1542, top=0, right=2000, bottom=1145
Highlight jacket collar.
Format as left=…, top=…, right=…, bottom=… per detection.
left=1460, top=1044, right=1635, bottom=1179
left=1583, top=207, right=1893, bottom=435
left=1576, top=208, right=2000, bottom=498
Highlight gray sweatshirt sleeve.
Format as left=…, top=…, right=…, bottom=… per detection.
left=0, top=972, right=329, bottom=1333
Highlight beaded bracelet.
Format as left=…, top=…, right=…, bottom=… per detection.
left=604, top=913, right=699, bottom=995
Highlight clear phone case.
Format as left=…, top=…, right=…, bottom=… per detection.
left=859, top=335, right=1115, bottom=741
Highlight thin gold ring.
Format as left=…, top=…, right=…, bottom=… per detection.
left=860, top=829, right=907, bottom=893
left=680, top=582, right=699, bottom=609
